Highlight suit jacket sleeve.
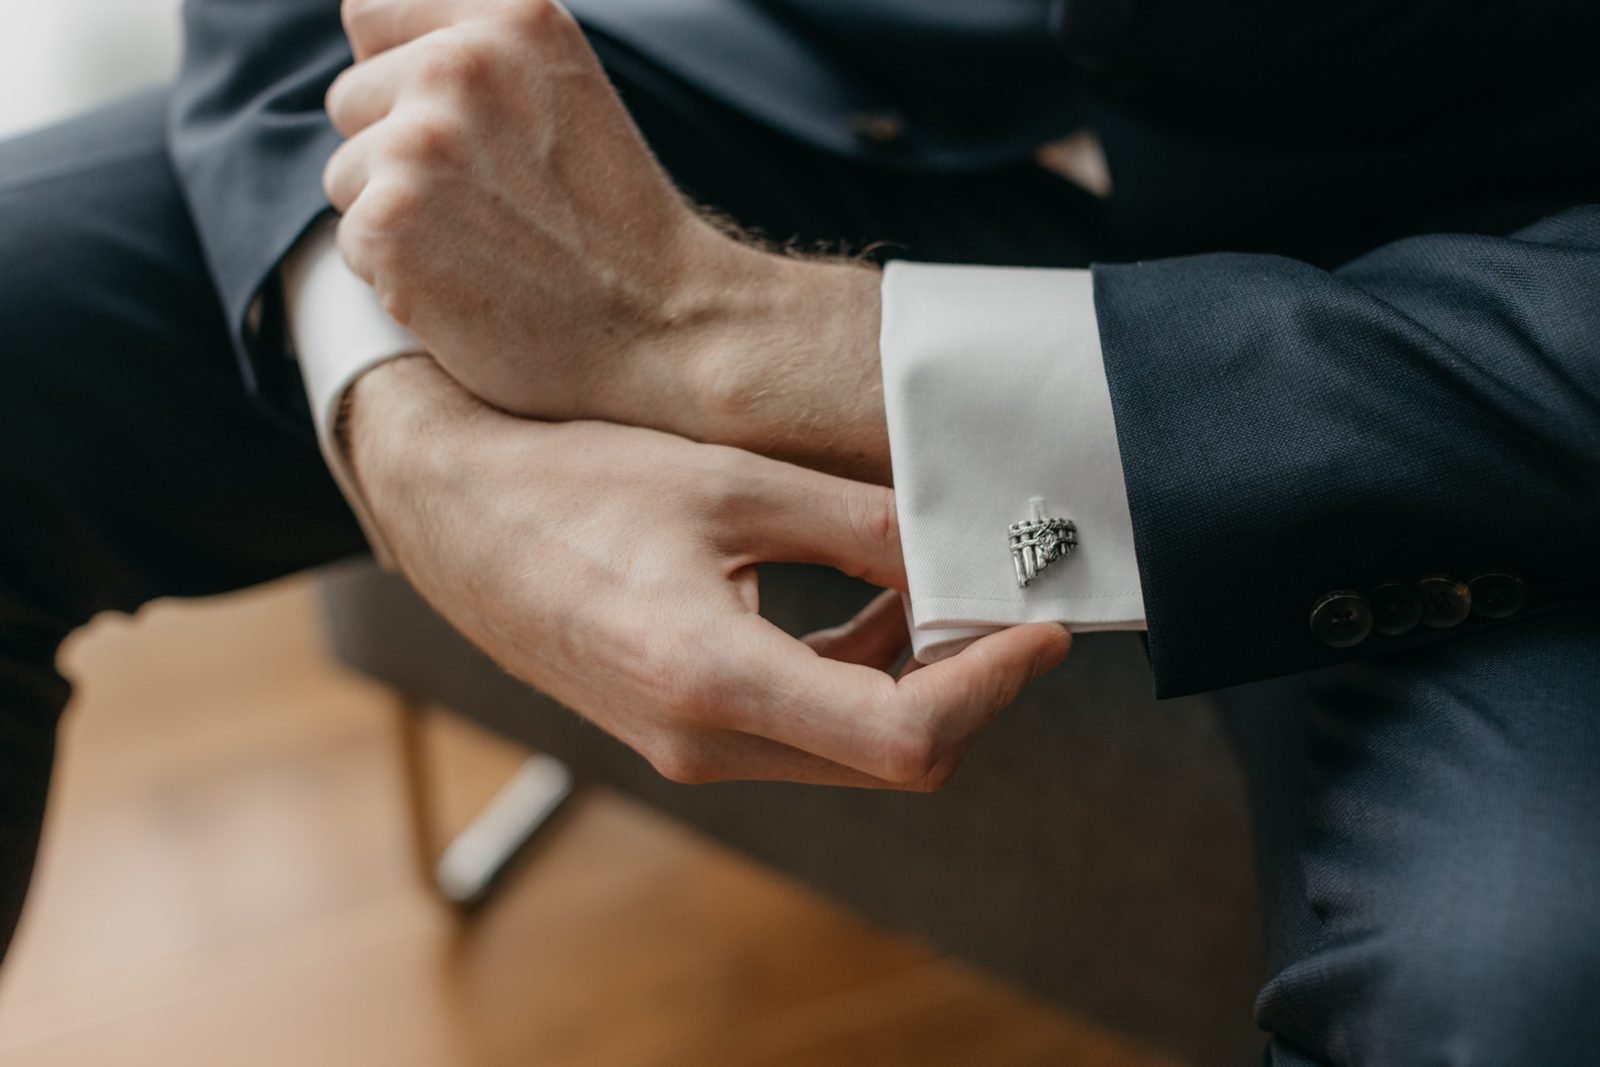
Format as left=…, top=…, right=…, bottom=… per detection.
left=1093, top=205, right=1600, bottom=697
left=167, top=0, right=350, bottom=409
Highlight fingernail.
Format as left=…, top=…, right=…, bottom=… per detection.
left=1031, top=626, right=1071, bottom=680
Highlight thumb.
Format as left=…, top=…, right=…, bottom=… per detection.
left=899, top=622, right=1073, bottom=750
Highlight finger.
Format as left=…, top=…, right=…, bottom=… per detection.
left=343, top=0, right=474, bottom=61
left=734, top=460, right=906, bottom=592
left=326, top=39, right=417, bottom=137
left=323, top=126, right=379, bottom=212
left=333, top=177, right=403, bottom=284
left=803, top=589, right=908, bottom=672
left=719, top=617, right=1069, bottom=787
left=894, top=622, right=1071, bottom=759
left=897, top=655, right=927, bottom=679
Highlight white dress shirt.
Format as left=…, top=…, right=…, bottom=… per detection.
left=281, top=219, right=419, bottom=565
left=880, top=261, right=1145, bottom=660
left=283, top=226, right=1150, bottom=656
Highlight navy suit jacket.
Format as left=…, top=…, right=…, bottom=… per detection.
left=167, top=0, right=1600, bottom=696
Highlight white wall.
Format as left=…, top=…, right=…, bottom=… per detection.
left=0, top=0, right=185, bottom=138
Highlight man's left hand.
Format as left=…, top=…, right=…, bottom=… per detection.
left=324, top=0, right=891, bottom=482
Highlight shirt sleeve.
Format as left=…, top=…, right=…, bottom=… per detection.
left=879, top=261, right=1147, bottom=663
left=281, top=219, right=423, bottom=567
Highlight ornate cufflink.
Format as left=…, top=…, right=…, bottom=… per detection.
left=1009, top=498, right=1077, bottom=589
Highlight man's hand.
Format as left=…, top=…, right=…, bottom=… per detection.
left=324, top=0, right=890, bottom=483
left=346, top=355, right=1069, bottom=790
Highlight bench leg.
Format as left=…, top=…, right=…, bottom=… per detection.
left=392, top=697, right=575, bottom=909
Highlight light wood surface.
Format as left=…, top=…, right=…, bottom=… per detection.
left=0, top=579, right=1178, bottom=1066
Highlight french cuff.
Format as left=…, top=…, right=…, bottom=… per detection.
left=880, top=261, right=1147, bottom=663
left=281, top=219, right=422, bottom=567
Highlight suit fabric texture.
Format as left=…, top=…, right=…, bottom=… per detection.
left=0, top=1, right=1595, bottom=1062
left=170, top=0, right=1600, bottom=697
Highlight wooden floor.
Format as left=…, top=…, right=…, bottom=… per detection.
left=0, top=579, right=1177, bottom=1067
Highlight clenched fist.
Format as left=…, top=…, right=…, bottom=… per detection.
left=324, top=0, right=890, bottom=481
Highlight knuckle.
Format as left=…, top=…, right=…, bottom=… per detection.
left=904, top=754, right=959, bottom=794
left=694, top=449, right=762, bottom=526
left=342, top=186, right=423, bottom=318
left=503, top=0, right=575, bottom=42
left=321, top=153, right=347, bottom=209
left=340, top=0, right=373, bottom=44
left=324, top=68, right=353, bottom=128
left=380, top=286, right=416, bottom=329
left=646, top=737, right=717, bottom=786
left=334, top=214, right=374, bottom=281
left=845, top=486, right=898, bottom=559
left=879, top=718, right=942, bottom=786
left=393, top=115, right=464, bottom=168
left=353, top=180, right=422, bottom=236
left=420, top=37, right=495, bottom=93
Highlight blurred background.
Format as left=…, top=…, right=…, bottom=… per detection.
left=0, top=2, right=183, bottom=137
left=0, top=6, right=1176, bottom=1066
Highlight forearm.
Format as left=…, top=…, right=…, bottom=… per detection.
left=1095, top=205, right=1600, bottom=695
left=290, top=226, right=890, bottom=519
left=339, top=259, right=891, bottom=492
left=682, top=253, right=891, bottom=486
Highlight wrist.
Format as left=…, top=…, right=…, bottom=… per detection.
left=344, top=354, right=476, bottom=506
left=681, top=248, right=890, bottom=483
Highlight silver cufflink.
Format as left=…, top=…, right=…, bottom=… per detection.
left=1009, top=498, right=1077, bottom=589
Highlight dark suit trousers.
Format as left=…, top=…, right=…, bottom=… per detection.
left=3, top=62, right=1596, bottom=1067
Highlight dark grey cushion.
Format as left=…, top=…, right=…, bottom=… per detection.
left=319, top=560, right=1263, bottom=1064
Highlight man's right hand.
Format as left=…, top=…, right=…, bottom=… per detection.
left=345, top=355, right=1070, bottom=790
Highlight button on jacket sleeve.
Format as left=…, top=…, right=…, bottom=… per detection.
left=1092, top=206, right=1600, bottom=697
left=880, top=262, right=1146, bottom=664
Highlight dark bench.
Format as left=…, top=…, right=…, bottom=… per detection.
left=319, top=560, right=1264, bottom=1065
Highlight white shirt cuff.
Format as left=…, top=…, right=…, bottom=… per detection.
left=879, top=261, right=1147, bottom=663
left=281, top=219, right=422, bottom=566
